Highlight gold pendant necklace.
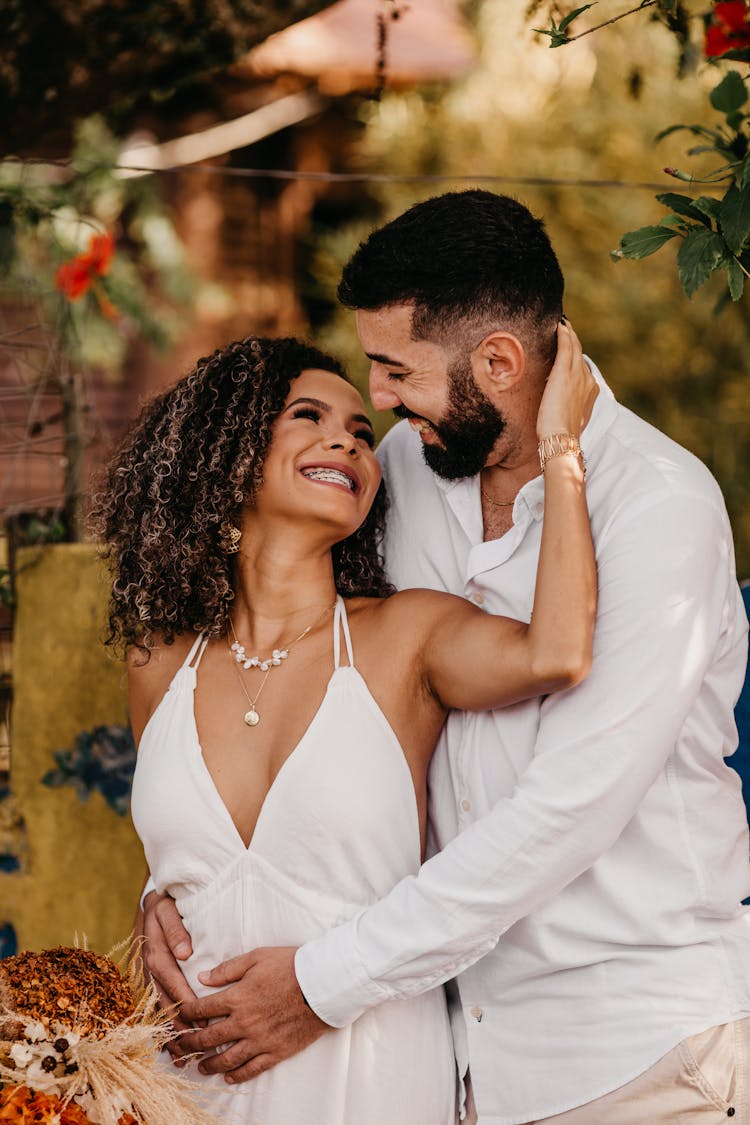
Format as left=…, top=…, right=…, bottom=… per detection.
left=227, top=601, right=336, bottom=728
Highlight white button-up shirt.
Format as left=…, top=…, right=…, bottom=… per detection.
left=296, top=363, right=750, bottom=1124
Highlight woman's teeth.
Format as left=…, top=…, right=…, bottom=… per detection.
left=302, top=468, right=355, bottom=490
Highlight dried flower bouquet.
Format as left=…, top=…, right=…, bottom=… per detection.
left=0, top=946, right=215, bottom=1125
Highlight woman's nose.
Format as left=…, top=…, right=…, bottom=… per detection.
left=323, top=429, right=357, bottom=454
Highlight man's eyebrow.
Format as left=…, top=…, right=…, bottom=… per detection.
left=364, top=351, right=407, bottom=367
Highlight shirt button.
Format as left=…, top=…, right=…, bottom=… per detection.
left=470, top=1006, right=483, bottom=1022
left=472, top=592, right=484, bottom=605
left=460, top=798, right=471, bottom=812
left=535, top=503, right=544, bottom=515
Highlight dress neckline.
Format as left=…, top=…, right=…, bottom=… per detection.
left=190, top=596, right=353, bottom=851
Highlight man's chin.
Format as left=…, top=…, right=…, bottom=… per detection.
left=421, top=442, right=485, bottom=481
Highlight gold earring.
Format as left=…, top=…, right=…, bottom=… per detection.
left=223, top=523, right=242, bottom=554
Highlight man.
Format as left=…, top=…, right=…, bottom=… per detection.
left=142, top=191, right=750, bottom=1123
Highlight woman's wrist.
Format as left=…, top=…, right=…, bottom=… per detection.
left=538, top=432, right=586, bottom=477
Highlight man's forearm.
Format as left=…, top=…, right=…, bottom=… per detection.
left=297, top=494, right=743, bottom=1026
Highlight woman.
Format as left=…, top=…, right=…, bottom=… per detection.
left=95, top=328, right=596, bottom=1125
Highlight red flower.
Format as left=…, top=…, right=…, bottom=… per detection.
left=55, top=256, right=93, bottom=300
left=55, top=230, right=116, bottom=302
left=81, top=230, right=115, bottom=276
left=705, top=1, right=750, bottom=57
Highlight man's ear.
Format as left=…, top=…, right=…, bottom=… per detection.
left=470, top=331, right=526, bottom=394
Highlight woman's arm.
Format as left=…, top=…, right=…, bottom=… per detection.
left=420, top=322, right=598, bottom=713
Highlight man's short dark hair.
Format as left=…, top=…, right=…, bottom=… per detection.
left=338, top=190, right=564, bottom=362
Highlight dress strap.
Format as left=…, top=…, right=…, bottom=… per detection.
left=333, top=596, right=354, bottom=670
left=182, top=632, right=209, bottom=671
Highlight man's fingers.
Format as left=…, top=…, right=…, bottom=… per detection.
left=179, top=1016, right=236, bottom=1056
left=164, top=1014, right=196, bottom=1059
left=154, top=896, right=193, bottom=960
left=197, top=1040, right=253, bottom=1076
left=225, top=1053, right=275, bottom=1084
left=198, top=952, right=255, bottom=988
left=180, top=992, right=228, bottom=1026
left=198, top=1045, right=275, bottom=1082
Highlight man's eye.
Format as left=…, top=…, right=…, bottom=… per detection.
left=386, top=371, right=406, bottom=383
left=291, top=407, right=321, bottom=422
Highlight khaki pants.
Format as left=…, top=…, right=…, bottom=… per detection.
left=464, top=1018, right=749, bottom=1124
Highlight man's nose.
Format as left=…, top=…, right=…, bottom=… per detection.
left=369, top=364, right=402, bottom=411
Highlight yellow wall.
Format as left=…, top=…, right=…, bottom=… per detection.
left=0, top=544, right=146, bottom=953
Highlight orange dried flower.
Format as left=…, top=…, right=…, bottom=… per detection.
left=0, top=1084, right=92, bottom=1123
left=0, top=948, right=135, bottom=1036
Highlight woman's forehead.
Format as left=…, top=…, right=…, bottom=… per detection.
left=288, top=368, right=365, bottom=410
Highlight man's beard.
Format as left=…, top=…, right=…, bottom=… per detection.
left=396, top=356, right=506, bottom=480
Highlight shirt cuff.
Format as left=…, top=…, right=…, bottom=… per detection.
left=294, top=917, right=386, bottom=1028
left=139, top=874, right=156, bottom=912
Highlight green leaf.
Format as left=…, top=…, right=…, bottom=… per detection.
left=659, top=214, right=691, bottom=229
left=655, top=192, right=711, bottom=225
left=614, top=225, right=679, bottom=260
left=533, top=21, right=569, bottom=47
left=558, top=4, right=595, bottom=33
left=710, top=71, right=748, bottom=116
left=656, top=123, right=725, bottom=145
left=720, top=184, right=750, bottom=253
left=534, top=4, right=595, bottom=46
left=740, top=154, right=750, bottom=191
left=727, top=258, right=745, bottom=301
left=676, top=228, right=727, bottom=296
left=692, top=196, right=722, bottom=222
left=718, top=47, right=750, bottom=64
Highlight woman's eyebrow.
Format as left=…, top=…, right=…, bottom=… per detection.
left=286, top=397, right=373, bottom=431
left=285, top=396, right=330, bottom=412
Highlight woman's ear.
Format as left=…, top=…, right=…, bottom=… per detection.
left=470, top=331, right=526, bottom=394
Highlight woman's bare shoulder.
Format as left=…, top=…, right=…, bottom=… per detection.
left=126, top=632, right=195, bottom=695
left=347, top=588, right=473, bottom=636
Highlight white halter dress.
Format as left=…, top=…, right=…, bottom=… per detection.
left=131, top=597, right=456, bottom=1125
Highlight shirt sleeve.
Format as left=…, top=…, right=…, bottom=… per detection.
left=295, top=492, right=748, bottom=1026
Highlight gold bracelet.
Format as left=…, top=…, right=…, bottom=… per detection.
left=538, top=432, right=586, bottom=478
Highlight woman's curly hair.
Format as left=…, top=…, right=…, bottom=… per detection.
left=91, top=335, right=393, bottom=653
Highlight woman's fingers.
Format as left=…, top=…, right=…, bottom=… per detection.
left=153, top=893, right=193, bottom=960
left=536, top=321, right=594, bottom=440
left=141, top=891, right=203, bottom=1057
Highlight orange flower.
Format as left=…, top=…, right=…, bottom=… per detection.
left=55, top=257, right=93, bottom=300
left=81, top=231, right=115, bottom=277
left=0, top=1085, right=138, bottom=1124
left=0, top=1085, right=91, bottom=1123
left=55, top=231, right=116, bottom=303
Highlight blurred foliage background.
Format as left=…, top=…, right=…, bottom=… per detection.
left=306, top=0, right=750, bottom=574
left=1, top=0, right=748, bottom=569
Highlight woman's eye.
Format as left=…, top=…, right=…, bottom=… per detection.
left=354, top=428, right=375, bottom=448
left=291, top=407, right=321, bottom=422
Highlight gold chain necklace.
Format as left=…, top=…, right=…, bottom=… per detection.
left=480, top=486, right=516, bottom=509
left=227, top=601, right=336, bottom=728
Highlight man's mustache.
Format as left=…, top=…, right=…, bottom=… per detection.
left=393, top=405, right=419, bottom=421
